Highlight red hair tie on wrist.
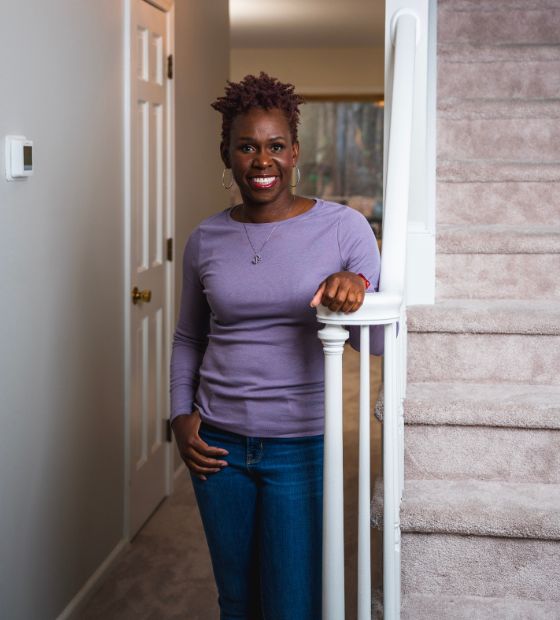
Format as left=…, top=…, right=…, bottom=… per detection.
left=357, top=273, right=370, bottom=289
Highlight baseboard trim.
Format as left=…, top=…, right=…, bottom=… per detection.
left=56, top=538, right=128, bottom=620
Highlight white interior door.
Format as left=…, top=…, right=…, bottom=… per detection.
left=128, top=0, right=171, bottom=537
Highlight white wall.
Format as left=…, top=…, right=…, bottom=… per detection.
left=0, top=1, right=229, bottom=618
left=231, top=47, right=385, bottom=95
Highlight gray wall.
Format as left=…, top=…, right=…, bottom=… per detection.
left=173, top=0, right=231, bottom=470
left=0, top=1, right=229, bottom=618
left=175, top=0, right=231, bottom=295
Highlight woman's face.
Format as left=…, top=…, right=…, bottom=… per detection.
left=222, top=107, right=299, bottom=207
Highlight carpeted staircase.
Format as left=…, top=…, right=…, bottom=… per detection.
left=373, top=1, right=560, bottom=617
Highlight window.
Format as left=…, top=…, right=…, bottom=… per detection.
left=299, top=99, right=384, bottom=239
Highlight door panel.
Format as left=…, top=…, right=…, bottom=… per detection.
left=129, top=0, right=169, bottom=537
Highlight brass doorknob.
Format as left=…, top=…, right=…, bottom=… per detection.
left=132, top=287, right=152, bottom=304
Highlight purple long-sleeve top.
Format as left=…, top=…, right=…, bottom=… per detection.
left=170, top=198, right=384, bottom=437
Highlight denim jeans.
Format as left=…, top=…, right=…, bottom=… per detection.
left=190, top=421, right=324, bottom=620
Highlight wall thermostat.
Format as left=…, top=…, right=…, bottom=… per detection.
left=5, top=135, right=33, bottom=181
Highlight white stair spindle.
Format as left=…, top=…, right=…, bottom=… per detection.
left=358, top=325, right=371, bottom=620
left=398, top=309, right=406, bottom=499
left=318, top=323, right=349, bottom=620
left=383, top=321, right=402, bottom=619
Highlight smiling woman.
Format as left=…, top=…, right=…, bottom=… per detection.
left=226, top=107, right=302, bottom=214
left=169, top=72, right=383, bottom=620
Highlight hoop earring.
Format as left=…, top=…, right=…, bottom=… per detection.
left=290, top=166, right=301, bottom=188
left=222, top=168, right=234, bottom=190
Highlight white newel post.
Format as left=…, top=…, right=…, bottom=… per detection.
left=318, top=323, right=349, bottom=620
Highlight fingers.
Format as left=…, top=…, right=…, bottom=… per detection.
left=180, top=434, right=229, bottom=481
left=171, top=412, right=230, bottom=481
left=309, top=281, right=327, bottom=308
left=319, top=274, right=365, bottom=313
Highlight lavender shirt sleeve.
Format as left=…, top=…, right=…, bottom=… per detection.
left=337, top=209, right=386, bottom=355
left=169, top=228, right=210, bottom=422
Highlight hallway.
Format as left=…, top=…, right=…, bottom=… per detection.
left=81, top=345, right=383, bottom=619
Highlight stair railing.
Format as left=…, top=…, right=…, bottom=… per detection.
left=317, top=4, right=427, bottom=619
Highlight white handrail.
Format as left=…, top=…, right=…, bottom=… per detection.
left=318, top=4, right=425, bottom=619
left=382, top=10, right=418, bottom=300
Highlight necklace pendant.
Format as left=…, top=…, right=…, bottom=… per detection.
left=252, top=254, right=261, bottom=265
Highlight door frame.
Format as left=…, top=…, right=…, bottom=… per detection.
left=123, top=0, right=175, bottom=540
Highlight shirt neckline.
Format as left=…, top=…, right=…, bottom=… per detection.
left=226, top=197, right=321, bottom=227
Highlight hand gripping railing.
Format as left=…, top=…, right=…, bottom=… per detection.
left=317, top=6, right=423, bottom=619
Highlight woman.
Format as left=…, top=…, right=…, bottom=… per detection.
left=170, top=72, right=383, bottom=620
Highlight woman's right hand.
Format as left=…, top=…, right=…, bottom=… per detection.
left=171, top=410, right=229, bottom=481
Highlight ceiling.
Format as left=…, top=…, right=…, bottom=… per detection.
left=230, top=0, right=386, bottom=49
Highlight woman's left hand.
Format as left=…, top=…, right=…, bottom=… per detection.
left=309, top=272, right=366, bottom=314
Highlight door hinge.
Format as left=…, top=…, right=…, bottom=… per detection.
left=166, top=237, right=173, bottom=262
left=167, top=54, right=173, bottom=80
left=165, top=419, right=173, bottom=443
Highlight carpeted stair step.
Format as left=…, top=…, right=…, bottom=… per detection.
left=407, top=299, right=560, bottom=336
left=401, top=533, right=560, bottom=603
left=371, top=479, right=560, bottom=539
left=438, top=99, right=560, bottom=161
left=375, top=381, right=560, bottom=429
left=437, top=177, right=560, bottom=226
left=407, top=331, right=560, bottom=384
left=440, top=0, right=560, bottom=7
left=436, top=224, right=560, bottom=254
left=400, top=592, right=560, bottom=620
left=434, top=226, right=560, bottom=298
left=405, top=420, right=559, bottom=483
left=437, top=160, right=560, bottom=225
left=439, top=1, right=560, bottom=46
left=437, top=255, right=560, bottom=299
left=370, top=478, right=560, bottom=604
left=440, top=98, right=560, bottom=121
left=438, top=159, right=560, bottom=183
left=435, top=226, right=560, bottom=299
left=438, top=43, right=560, bottom=101
left=374, top=378, right=560, bottom=483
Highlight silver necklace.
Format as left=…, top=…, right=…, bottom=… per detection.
left=237, top=198, right=295, bottom=264
left=241, top=219, right=279, bottom=264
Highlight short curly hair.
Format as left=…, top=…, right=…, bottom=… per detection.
left=211, top=72, right=305, bottom=148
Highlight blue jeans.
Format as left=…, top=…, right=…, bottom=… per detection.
left=190, top=422, right=324, bottom=620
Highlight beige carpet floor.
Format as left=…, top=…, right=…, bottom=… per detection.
left=81, top=345, right=383, bottom=619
